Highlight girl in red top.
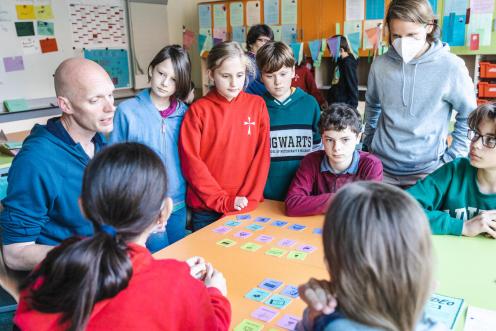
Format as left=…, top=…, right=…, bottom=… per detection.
left=14, top=143, right=231, bottom=331
left=179, top=41, right=270, bottom=231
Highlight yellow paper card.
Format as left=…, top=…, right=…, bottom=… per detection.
left=35, top=5, right=54, bottom=20
left=16, top=5, right=35, bottom=20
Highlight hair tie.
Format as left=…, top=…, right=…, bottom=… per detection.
left=100, top=224, right=117, bottom=238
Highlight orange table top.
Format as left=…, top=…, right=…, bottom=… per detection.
left=154, top=200, right=327, bottom=330
left=155, top=200, right=496, bottom=331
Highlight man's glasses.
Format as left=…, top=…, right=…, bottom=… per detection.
left=467, top=129, right=496, bottom=149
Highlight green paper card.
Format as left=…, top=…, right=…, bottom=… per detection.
left=37, top=21, right=54, bottom=36
left=265, top=247, right=287, bottom=257
left=15, top=21, right=34, bottom=37
left=216, top=238, right=236, bottom=247
left=234, top=319, right=263, bottom=331
left=241, top=242, right=262, bottom=252
left=287, top=251, right=308, bottom=260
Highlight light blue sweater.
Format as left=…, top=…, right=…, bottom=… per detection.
left=363, top=40, right=476, bottom=176
left=109, top=89, right=187, bottom=211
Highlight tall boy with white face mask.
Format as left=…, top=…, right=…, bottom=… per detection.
left=363, top=0, right=476, bottom=188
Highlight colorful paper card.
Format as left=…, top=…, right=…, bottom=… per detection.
left=37, top=21, right=54, bottom=36
left=255, top=234, right=274, bottom=243
left=265, top=294, right=291, bottom=309
left=280, top=285, right=299, bottom=298
left=255, top=216, right=271, bottom=223
left=216, top=238, right=236, bottom=247
left=251, top=306, right=279, bottom=322
left=15, top=21, right=34, bottom=36
left=287, top=251, right=307, bottom=260
left=234, top=319, right=264, bottom=331
left=16, top=5, right=35, bottom=20
left=271, top=220, right=288, bottom=227
left=213, top=226, right=232, bottom=234
left=241, top=242, right=262, bottom=252
left=277, top=314, right=301, bottom=330
left=3, top=56, right=24, bottom=72
left=266, top=248, right=287, bottom=257
left=297, top=244, right=316, bottom=253
left=442, top=13, right=466, bottom=47
left=290, top=42, right=304, bottom=65
left=225, top=220, right=241, bottom=227
left=347, top=31, right=361, bottom=55
left=234, top=230, right=253, bottom=238
left=313, top=228, right=323, bottom=234
left=259, top=278, right=283, bottom=291
left=245, top=288, right=271, bottom=302
left=197, top=34, right=207, bottom=53
left=236, top=214, right=252, bottom=220
left=278, top=239, right=296, bottom=247
left=35, top=5, right=53, bottom=20
left=466, top=12, right=493, bottom=46
left=288, top=224, right=306, bottom=231
left=425, top=293, right=464, bottom=329
left=327, top=36, right=341, bottom=61
left=309, top=39, right=322, bottom=62
left=246, top=223, right=264, bottom=231
left=271, top=25, right=282, bottom=41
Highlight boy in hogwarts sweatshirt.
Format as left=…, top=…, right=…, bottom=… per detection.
left=257, top=41, right=322, bottom=201
left=408, top=102, right=496, bottom=238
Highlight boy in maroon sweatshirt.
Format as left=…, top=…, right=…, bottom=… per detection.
left=285, top=103, right=383, bottom=216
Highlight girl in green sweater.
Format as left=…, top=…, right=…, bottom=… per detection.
left=407, top=102, right=496, bottom=238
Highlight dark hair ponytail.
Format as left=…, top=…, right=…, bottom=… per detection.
left=20, top=143, right=168, bottom=331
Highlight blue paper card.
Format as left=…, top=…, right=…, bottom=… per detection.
left=255, top=216, right=271, bottom=223
left=280, top=285, right=299, bottom=298
left=265, top=294, right=291, bottom=309
left=259, top=278, right=283, bottom=291
left=288, top=224, right=306, bottom=231
left=245, top=288, right=271, bottom=302
left=271, top=220, right=288, bottom=227
left=313, top=228, right=322, bottom=234
left=225, top=220, right=241, bottom=227
left=236, top=214, right=252, bottom=220
left=246, top=223, right=264, bottom=231
left=425, top=293, right=464, bottom=329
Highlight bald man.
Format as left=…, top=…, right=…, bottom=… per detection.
left=0, top=58, right=115, bottom=271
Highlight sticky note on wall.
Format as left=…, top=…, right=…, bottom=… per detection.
left=37, top=21, right=54, bottom=36
left=39, top=38, right=58, bottom=53
left=35, top=5, right=54, bottom=20
left=3, top=56, right=24, bottom=72
left=15, top=21, right=35, bottom=37
left=16, top=5, right=35, bottom=20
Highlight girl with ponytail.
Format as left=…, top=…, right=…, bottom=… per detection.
left=14, top=142, right=231, bottom=331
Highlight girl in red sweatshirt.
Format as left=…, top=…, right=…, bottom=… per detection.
left=14, top=143, right=231, bottom=331
left=179, top=41, right=271, bottom=231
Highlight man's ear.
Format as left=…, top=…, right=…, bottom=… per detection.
left=57, top=96, right=74, bottom=115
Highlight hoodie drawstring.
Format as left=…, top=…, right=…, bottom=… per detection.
left=409, top=62, right=419, bottom=115
left=401, top=62, right=406, bottom=106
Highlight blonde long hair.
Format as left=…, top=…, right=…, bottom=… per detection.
left=323, top=182, right=433, bottom=331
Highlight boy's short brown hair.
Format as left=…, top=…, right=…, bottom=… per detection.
left=468, top=101, right=496, bottom=133
left=256, top=41, right=295, bottom=74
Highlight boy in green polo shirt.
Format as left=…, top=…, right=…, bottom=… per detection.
left=407, top=102, right=496, bottom=238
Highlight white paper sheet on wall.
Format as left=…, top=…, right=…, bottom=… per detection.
left=246, top=1, right=261, bottom=26
left=230, top=2, right=244, bottom=27
left=281, top=0, right=297, bottom=25
left=213, top=3, right=227, bottom=28
left=69, top=3, right=128, bottom=48
left=346, top=0, right=365, bottom=21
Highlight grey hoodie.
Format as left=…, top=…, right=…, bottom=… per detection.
left=363, top=40, right=476, bottom=176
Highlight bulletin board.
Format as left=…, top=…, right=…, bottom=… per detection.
left=196, top=0, right=496, bottom=59
left=0, top=0, right=132, bottom=112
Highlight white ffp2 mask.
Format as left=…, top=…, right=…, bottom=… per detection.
left=392, top=36, right=426, bottom=64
